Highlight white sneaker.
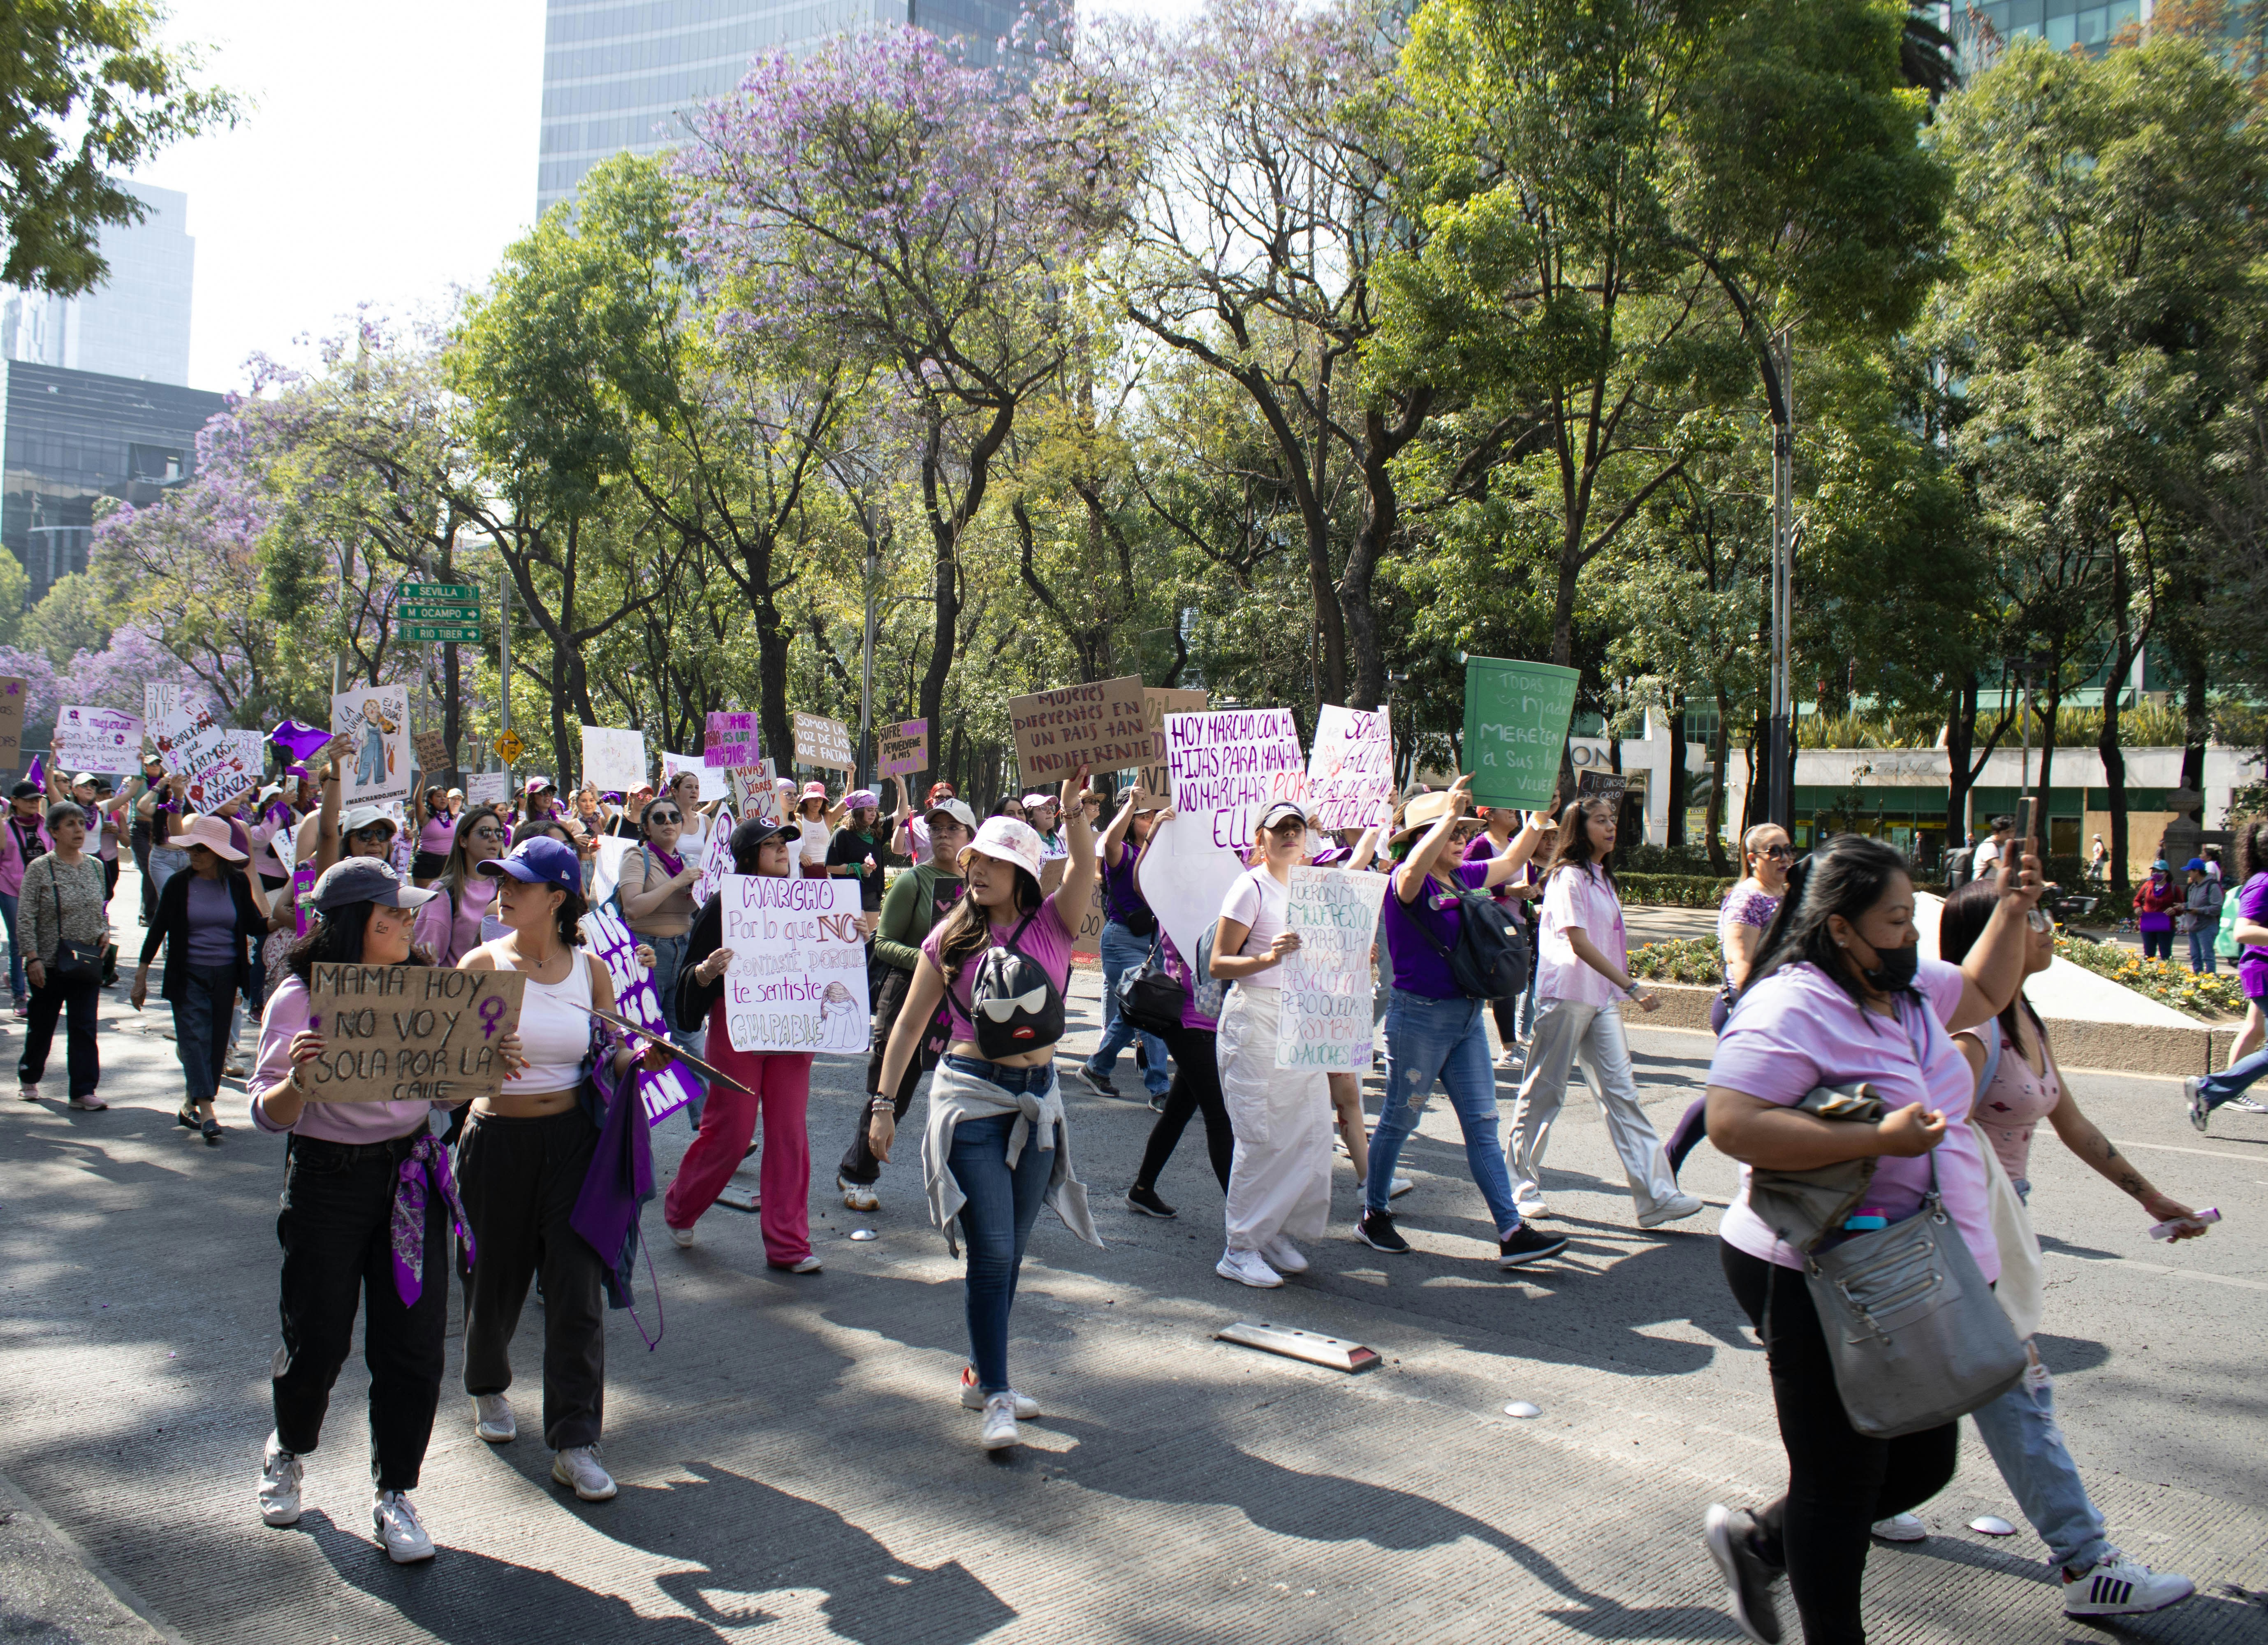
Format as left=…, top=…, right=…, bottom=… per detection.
left=473, top=1393, right=516, bottom=1443
left=1261, top=1236, right=1309, bottom=1275
left=1514, top=1200, right=1548, bottom=1222
left=551, top=1445, right=616, bottom=1501
left=1638, top=1192, right=1707, bottom=1229
left=1871, top=1513, right=1927, bottom=1542
left=772, top=1255, right=822, bottom=1274
left=839, top=1176, right=880, bottom=1212
left=258, top=1432, right=302, bottom=1526
left=2062, top=1554, right=2195, bottom=1616
left=961, top=1368, right=1039, bottom=1416
left=372, top=1489, right=435, bottom=1563
left=980, top=1391, right=1020, bottom=1449
left=1216, top=1248, right=1283, bottom=1288
left=667, top=1223, right=695, bottom=1248
left=1388, top=1176, right=1414, bottom=1199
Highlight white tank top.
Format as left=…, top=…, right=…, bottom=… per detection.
left=491, top=945, right=596, bottom=1093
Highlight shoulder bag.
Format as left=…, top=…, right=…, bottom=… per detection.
left=48, top=862, right=102, bottom=985
left=1118, top=931, right=1188, bottom=1036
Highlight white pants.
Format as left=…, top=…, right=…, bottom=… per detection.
left=1216, top=985, right=1332, bottom=1253
left=1506, top=997, right=1677, bottom=1217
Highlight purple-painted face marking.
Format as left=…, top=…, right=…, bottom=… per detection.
left=479, top=996, right=505, bottom=1038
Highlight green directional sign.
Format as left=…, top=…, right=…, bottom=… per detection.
left=396, top=601, right=481, bottom=621
left=401, top=582, right=479, bottom=601
left=399, top=623, right=483, bottom=644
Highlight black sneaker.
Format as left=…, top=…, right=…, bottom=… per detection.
left=1126, top=1185, right=1177, bottom=1219
left=1704, top=1504, right=1784, bottom=1644
left=1497, top=1224, right=1568, bottom=1268
left=1354, top=1209, right=1411, bottom=1254
left=1073, top=1064, right=1117, bottom=1098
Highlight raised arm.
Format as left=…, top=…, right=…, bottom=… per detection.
left=1055, top=765, right=1099, bottom=915
left=1947, top=845, right=2046, bottom=1031
left=1394, top=774, right=1473, bottom=904
left=1098, top=788, right=1140, bottom=869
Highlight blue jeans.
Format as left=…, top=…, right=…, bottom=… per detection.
left=642, top=930, right=707, bottom=1128
left=2198, top=1040, right=2268, bottom=1111
left=1365, top=989, right=1524, bottom=1237
left=2189, top=928, right=2216, bottom=973
left=1971, top=1367, right=2113, bottom=1572
left=0, top=890, right=19, bottom=1000
left=946, top=1062, right=1057, bottom=1396
left=2141, top=926, right=2173, bottom=961
left=171, top=962, right=238, bottom=1110
left=1087, top=920, right=1170, bottom=1097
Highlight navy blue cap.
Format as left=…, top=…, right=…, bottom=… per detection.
left=476, top=836, right=582, bottom=894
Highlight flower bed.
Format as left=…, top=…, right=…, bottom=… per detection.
left=1627, top=936, right=1725, bottom=985
left=2053, top=935, right=2247, bottom=1019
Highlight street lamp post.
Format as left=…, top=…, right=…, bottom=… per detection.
left=1768, top=327, right=1795, bottom=833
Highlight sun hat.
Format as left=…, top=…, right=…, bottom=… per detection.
left=800, top=780, right=829, bottom=800
left=312, top=857, right=438, bottom=913
left=476, top=836, right=582, bottom=894
left=926, top=798, right=978, bottom=832
left=1390, top=790, right=1461, bottom=845
left=176, top=813, right=246, bottom=861
left=962, top=816, right=1044, bottom=881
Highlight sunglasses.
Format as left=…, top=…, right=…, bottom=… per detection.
left=1759, top=844, right=1791, bottom=860
left=646, top=810, right=681, bottom=825
left=2026, top=908, right=2052, bottom=933
left=350, top=825, right=394, bottom=844
left=468, top=826, right=504, bottom=841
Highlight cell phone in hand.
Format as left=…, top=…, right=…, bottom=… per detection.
left=2012, top=797, right=2035, bottom=859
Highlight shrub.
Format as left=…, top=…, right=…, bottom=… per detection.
left=2053, top=934, right=2246, bottom=1019
left=1618, top=873, right=1738, bottom=908
left=1628, top=936, right=1724, bottom=984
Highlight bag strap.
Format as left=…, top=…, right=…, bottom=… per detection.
left=1976, top=1018, right=2002, bottom=1100
left=1398, top=872, right=1457, bottom=964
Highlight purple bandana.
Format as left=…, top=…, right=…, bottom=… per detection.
left=390, top=1133, right=475, bottom=1307
left=648, top=847, right=686, bottom=878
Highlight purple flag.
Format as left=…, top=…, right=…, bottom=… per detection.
left=25, top=755, right=43, bottom=790
left=270, top=719, right=335, bottom=763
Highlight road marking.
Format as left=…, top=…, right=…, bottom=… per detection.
left=2109, top=1138, right=2268, bottom=1163
left=2044, top=1251, right=2268, bottom=1293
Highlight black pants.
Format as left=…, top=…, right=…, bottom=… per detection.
left=456, top=1107, right=606, bottom=1450
left=272, top=1132, right=448, bottom=1492
left=1134, top=1024, right=1232, bottom=1193
left=133, top=841, right=152, bottom=923
left=1722, top=1241, right=1958, bottom=1645
left=20, top=973, right=100, bottom=1098
left=841, top=966, right=934, bottom=1187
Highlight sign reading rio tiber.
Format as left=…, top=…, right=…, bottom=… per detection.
left=303, top=965, right=527, bottom=1104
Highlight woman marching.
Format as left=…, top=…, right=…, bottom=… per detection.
left=411, top=804, right=511, bottom=968
left=1663, top=822, right=1792, bottom=1183
left=455, top=836, right=672, bottom=1504
left=1076, top=790, right=1172, bottom=1105
left=1124, top=808, right=1236, bottom=1219
left=132, top=814, right=270, bottom=1143
left=17, top=801, right=102, bottom=1106
left=866, top=769, right=1103, bottom=1450
left=2185, top=816, right=2268, bottom=1127
left=619, top=794, right=705, bottom=1072
left=794, top=782, right=841, bottom=876
left=248, top=858, right=503, bottom=1564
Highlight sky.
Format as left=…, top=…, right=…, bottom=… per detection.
left=131, top=0, right=1202, bottom=396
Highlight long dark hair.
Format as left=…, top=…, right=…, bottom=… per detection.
left=1940, top=878, right=2038, bottom=1063
left=2236, top=818, right=2268, bottom=885
left=436, top=803, right=509, bottom=913
left=934, top=860, right=1043, bottom=987
left=1742, top=834, right=1916, bottom=1012
left=286, top=900, right=435, bottom=981
left=1542, top=797, right=1617, bottom=893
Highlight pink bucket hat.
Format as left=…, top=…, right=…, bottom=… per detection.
left=176, top=813, right=246, bottom=861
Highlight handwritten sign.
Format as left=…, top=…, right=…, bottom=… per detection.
left=1306, top=705, right=1394, bottom=833
left=1038, top=856, right=1107, bottom=957
left=152, top=704, right=257, bottom=809
left=331, top=684, right=412, bottom=804
left=1463, top=656, right=1580, bottom=811
left=693, top=803, right=736, bottom=906
left=1164, top=708, right=1306, bottom=855
left=0, top=675, right=24, bottom=770
left=877, top=718, right=928, bottom=780
left=412, top=729, right=449, bottom=777
left=719, top=873, right=869, bottom=1053
left=1141, top=687, right=1207, bottom=799
left=1277, top=868, right=1388, bottom=1070
left=581, top=725, right=648, bottom=792
left=1008, top=674, right=1150, bottom=787
left=54, top=705, right=143, bottom=772
left=466, top=772, right=509, bottom=805
left=301, top=963, right=526, bottom=1104
left=792, top=712, right=853, bottom=773
left=730, top=759, right=780, bottom=820
left=704, top=710, right=756, bottom=767
left=142, top=683, right=187, bottom=731
left=224, top=731, right=267, bottom=793
left=661, top=750, right=727, bottom=801
left=581, top=905, right=702, bottom=1124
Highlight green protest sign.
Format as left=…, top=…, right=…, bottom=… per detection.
left=1462, top=655, right=1580, bottom=809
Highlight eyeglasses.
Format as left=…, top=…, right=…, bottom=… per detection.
left=468, top=826, right=504, bottom=841
left=2026, top=908, right=2052, bottom=932
left=1759, top=845, right=1791, bottom=860
left=646, top=810, right=681, bottom=825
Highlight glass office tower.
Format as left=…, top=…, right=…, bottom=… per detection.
left=0, top=181, right=195, bottom=387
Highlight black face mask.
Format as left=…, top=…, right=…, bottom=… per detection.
left=1859, top=938, right=1919, bottom=992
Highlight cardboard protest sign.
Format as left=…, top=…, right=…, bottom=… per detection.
left=466, top=772, right=509, bottom=804
left=1140, top=687, right=1207, bottom=799
left=730, top=760, right=780, bottom=821
left=1008, top=675, right=1150, bottom=787
left=152, top=704, right=258, bottom=809
left=1463, top=656, right=1580, bottom=811
left=792, top=712, right=853, bottom=773
left=704, top=710, right=756, bottom=767
left=1038, top=856, right=1107, bottom=957
left=1164, top=708, right=1306, bottom=855
left=581, top=905, right=702, bottom=1124
left=331, top=684, right=412, bottom=805
left=661, top=750, right=728, bottom=801
left=1276, top=868, right=1388, bottom=1071
left=0, top=676, right=24, bottom=769
left=719, top=873, right=869, bottom=1053
left=877, top=718, right=928, bottom=781
left=54, top=706, right=143, bottom=772
left=301, top=964, right=525, bottom=1104
left=1139, top=813, right=1247, bottom=966
left=693, top=804, right=736, bottom=906
left=1306, top=705, right=1394, bottom=833
left=581, top=725, right=648, bottom=792
left=412, top=729, right=449, bottom=776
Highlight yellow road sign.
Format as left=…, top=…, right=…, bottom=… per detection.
left=493, top=729, right=525, bottom=762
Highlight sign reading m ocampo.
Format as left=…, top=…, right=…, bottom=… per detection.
left=302, top=964, right=526, bottom=1104
left=1008, top=674, right=1151, bottom=787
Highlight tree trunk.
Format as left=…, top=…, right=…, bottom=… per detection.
left=1944, top=673, right=1977, bottom=844
left=1707, top=685, right=1731, bottom=874
left=1741, top=700, right=1768, bottom=843
left=2181, top=653, right=2208, bottom=795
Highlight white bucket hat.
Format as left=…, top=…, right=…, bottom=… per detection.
left=961, top=816, right=1044, bottom=881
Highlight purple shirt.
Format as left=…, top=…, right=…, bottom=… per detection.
left=1381, top=858, right=1492, bottom=1000
left=247, top=974, right=439, bottom=1145
left=183, top=873, right=240, bottom=967
left=2239, top=872, right=2268, bottom=998
left=1102, top=844, right=1149, bottom=928
left=1711, top=955, right=1997, bottom=1282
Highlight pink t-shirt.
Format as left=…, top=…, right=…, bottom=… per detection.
left=246, top=973, right=438, bottom=1145
left=1710, top=955, right=1997, bottom=1281
left=419, top=815, right=455, bottom=856
left=411, top=876, right=496, bottom=968
left=1537, top=863, right=1627, bottom=1007
left=1966, top=1016, right=2063, bottom=1183
left=921, top=891, right=1076, bottom=1044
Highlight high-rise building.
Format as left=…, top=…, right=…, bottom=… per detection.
left=537, top=0, right=1036, bottom=217
left=0, top=181, right=195, bottom=387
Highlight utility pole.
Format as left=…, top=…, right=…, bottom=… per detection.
left=500, top=566, right=513, bottom=790
left=1768, top=327, right=1795, bottom=832
left=858, top=538, right=878, bottom=790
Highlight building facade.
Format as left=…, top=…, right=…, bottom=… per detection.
left=0, top=363, right=225, bottom=602
left=0, top=181, right=195, bottom=388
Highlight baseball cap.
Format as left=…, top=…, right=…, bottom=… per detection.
left=926, top=798, right=978, bottom=832
left=476, top=836, right=583, bottom=894
left=1259, top=800, right=1309, bottom=831
left=728, top=816, right=801, bottom=869
left=341, top=804, right=397, bottom=835
left=72, top=771, right=95, bottom=786
left=525, top=774, right=554, bottom=793
left=312, top=857, right=438, bottom=913
left=962, top=816, right=1044, bottom=881
left=1020, top=792, right=1052, bottom=809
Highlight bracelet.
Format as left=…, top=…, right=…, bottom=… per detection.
left=867, top=1096, right=895, bottom=1113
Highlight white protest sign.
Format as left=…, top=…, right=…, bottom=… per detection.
left=54, top=705, right=143, bottom=772
left=1306, top=705, right=1394, bottom=833
left=719, top=873, right=869, bottom=1054
left=581, top=725, right=648, bottom=792
left=151, top=704, right=259, bottom=810
left=1165, top=708, right=1307, bottom=854
left=693, top=804, right=736, bottom=906
left=143, top=683, right=188, bottom=730
left=590, top=834, right=638, bottom=908
left=1276, top=868, right=1388, bottom=1070
left=331, top=684, right=412, bottom=804
left=580, top=905, right=702, bottom=1124
left=1138, top=813, right=1247, bottom=966
left=224, top=730, right=267, bottom=792
left=662, top=751, right=728, bottom=802
left=466, top=772, right=509, bottom=805
left=730, top=760, right=779, bottom=820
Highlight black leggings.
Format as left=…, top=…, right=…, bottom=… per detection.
left=1721, top=1241, right=1958, bottom=1644
left=1133, top=1024, right=1232, bottom=1193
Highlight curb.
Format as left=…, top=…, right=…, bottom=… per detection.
left=0, top=1468, right=181, bottom=1645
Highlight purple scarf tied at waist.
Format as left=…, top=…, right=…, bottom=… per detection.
left=390, top=1131, right=475, bottom=1307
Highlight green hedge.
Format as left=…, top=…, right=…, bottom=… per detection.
left=1618, top=873, right=1738, bottom=908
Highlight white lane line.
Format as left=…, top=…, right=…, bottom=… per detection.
left=2108, top=1138, right=2268, bottom=1163
left=2044, top=1251, right=2268, bottom=1293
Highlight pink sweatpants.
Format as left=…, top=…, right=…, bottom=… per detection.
left=662, top=1012, right=814, bottom=1265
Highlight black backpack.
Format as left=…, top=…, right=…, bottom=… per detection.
left=966, top=912, right=1066, bottom=1059
left=1404, top=874, right=1530, bottom=1000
